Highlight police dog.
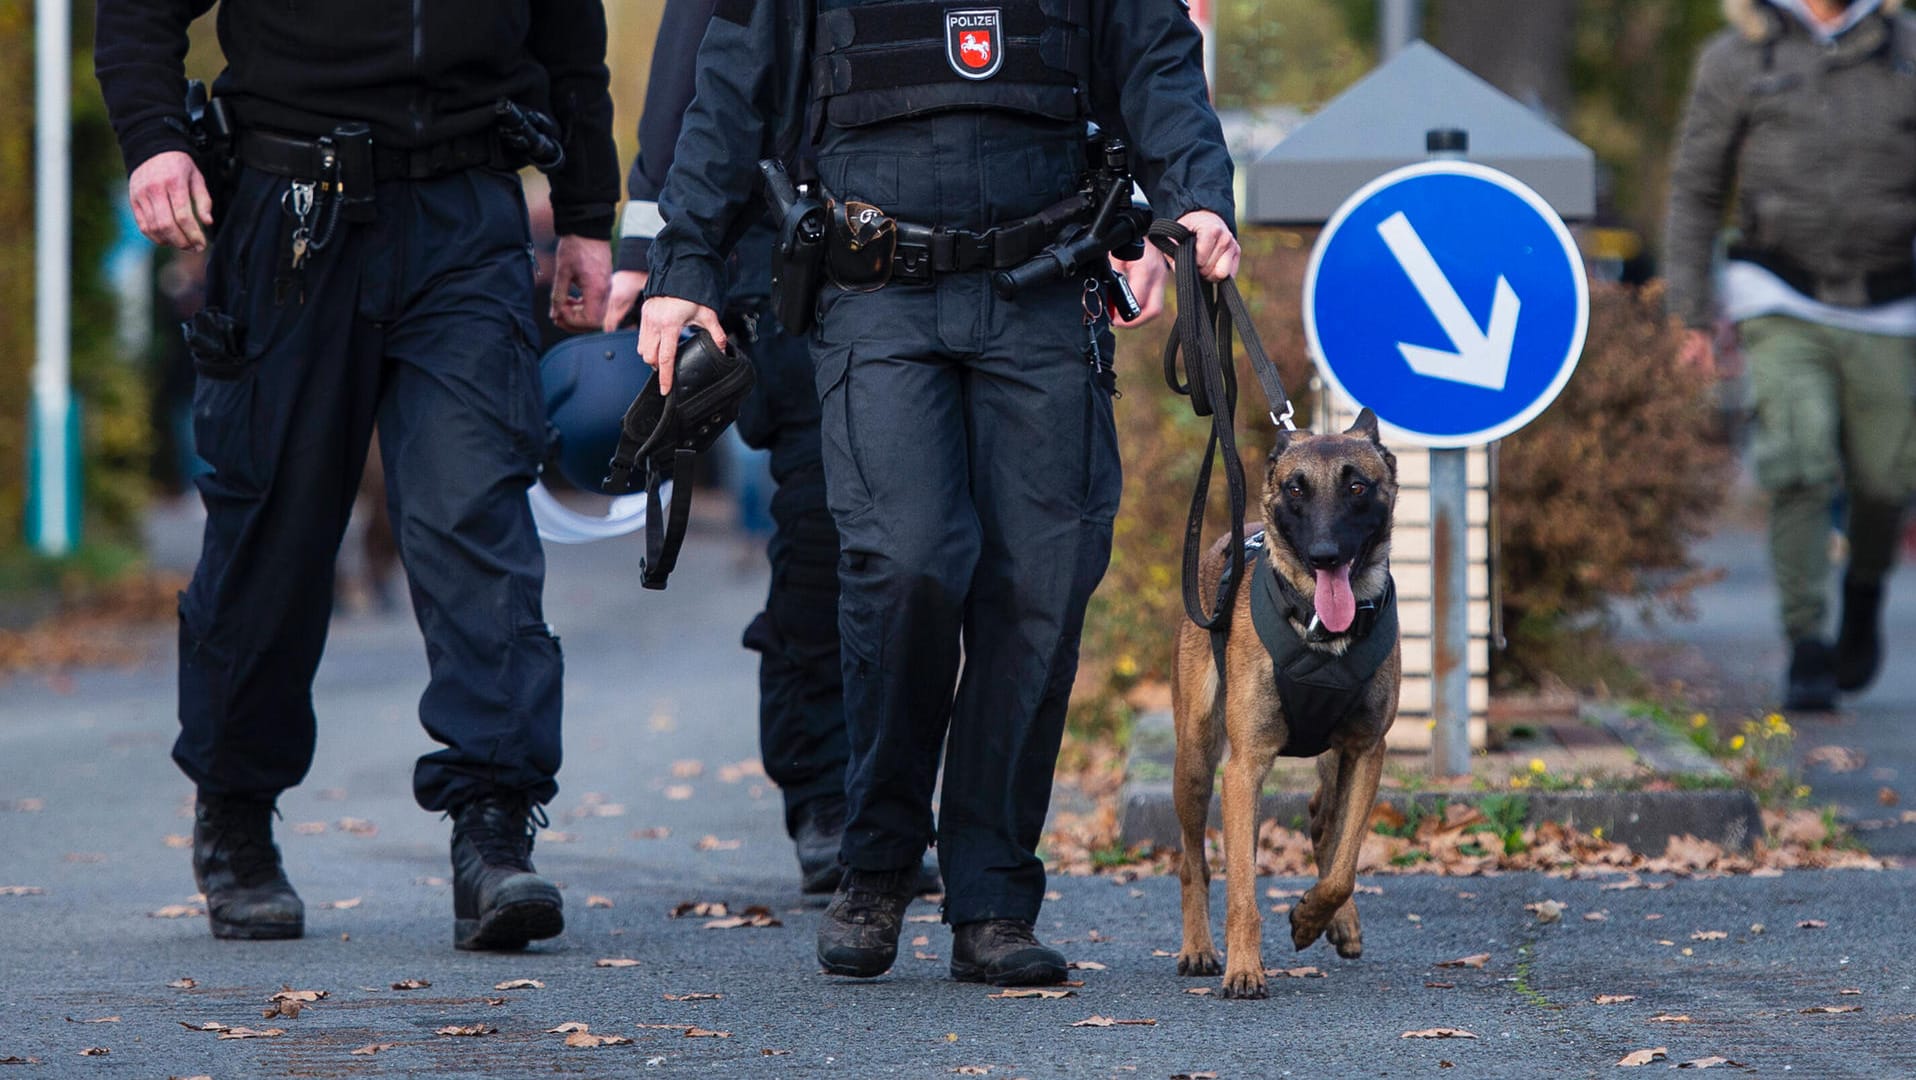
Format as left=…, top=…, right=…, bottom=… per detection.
left=1170, top=409, right=1400, bottom=999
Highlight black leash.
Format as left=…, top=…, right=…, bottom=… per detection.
left=1150, top=218, right=1296, bottom=633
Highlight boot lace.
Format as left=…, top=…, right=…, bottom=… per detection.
left=974, top=919, right=1042, bottom=951
left=838, top=869, right=913, bottom=925
left=203, top=800, right=282, bottom=886
left=461, top=799, right=548, bottom=871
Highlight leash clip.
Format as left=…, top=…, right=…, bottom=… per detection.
left=1271, top=400, right=1296, bottom=432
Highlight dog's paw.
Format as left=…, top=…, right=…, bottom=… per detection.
left=1326, top=902, right=1363, bottom=960
left=1219, top=967, right=1268, bottom=1000
left=1177, top=948, right=1222, bottom=977
left=1289, top=893, right=1337, bottom=951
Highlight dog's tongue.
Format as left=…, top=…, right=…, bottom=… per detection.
left=1315, top=564, right=1357, bottom=634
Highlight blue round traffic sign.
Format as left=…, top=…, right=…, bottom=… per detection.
left=1303, top=161, right=1589, bottom=448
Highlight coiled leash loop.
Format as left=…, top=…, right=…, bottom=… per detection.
left=1150, top=218, right=1296, bottom=634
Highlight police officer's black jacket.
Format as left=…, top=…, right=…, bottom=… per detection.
left=95, top=0, right=621, bottom=239
left=643, top=0, right=1237, bottom=313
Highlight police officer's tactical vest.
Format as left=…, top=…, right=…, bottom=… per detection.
left=811, top=0, right=1091, bottom=127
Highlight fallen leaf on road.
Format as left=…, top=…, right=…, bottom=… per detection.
left=1649, top=1014, right=1693, bottom=1023
left=664, top=785, right=694, bottom=801
left=596, top=959, right=641, bottom=969
left=1356, top=884, right=1384, bottom=895
left=1593, top=995, right=1636, bottom=1005
left=1184, top=987, right=1212, bottom=996
left=1425, top=981, right=1454, bottom=989
left=0, top=1057, right=41, bottom=1065
left=437, top=1025, right=497, bottom=1037
left=216, top=1027, right=285, bottom=1040
left=1525, top=900, right=1565, bottom=924
left=163, top=834, right=193, bottom=848
left=1401, top=1028, right=1476, bottom=1039
left=762, top=1048, right=792, bottom=1056
left=494, top=979, right=544, bottom=990
left=696, top=836, right=742, bottom=852
left=336, top=818, right=377, bottom=836
left=1068, top=961, right=1107, bottom=971
left=907, top=914, right=941, bottom=923
left=1437, top=953, right=1490, bottom=969
left=149, top=903, right=203, bottom=918
left=415, top=876, right=449, bottom=887
left=486, top=997, right=508, bottom=1006
left=64, top=1016, right=118, bottom=1023
left=567, top=1030, right=632, bottom=1048
left=1673, top=1057, right=1743, bottom=1070
left=704, top=905, right=781, bottom=929
left=671, top=760, right=705, bottom=778
left=587, top=895, right=614, bottom=909
left=1151, top=949, right=1177, bottom=957
left=350, top=1043, right=400, bottom=1055
left=1840, top=988, right=1862, bottom=995
left=167, top=978, right=197, bottom=989
left=1616, top=1047, right=1667, bottom=1067
left=1584, top=912, right=1609, bottom=922
left=1690, top=930, right=1726, bottom=941
left=664, top=993, right=721, bottom=1001
left=684, top=1028, right=731, bottom=1038
left=319, top=897, right=361, bottom=910
left=292, top=822, right=327, bottom=835
left=916, top=951, right=940, bottom=960
left=261, top=1000, right=304, bottom=1020
left=1798, top=919, right=1828, bottom=929
left=1171, top=1072, right=1218, bottom=1079
left=1656, top=940, right=1676, bottom=946
left=1801, top=1005, right=1861, bottom=1014
left=1044, top=890, right=1064, bottom=901
left=632, top=826, right=672, bottom=839
left=1879, top=788, right=1900, bottom=807
left=912, top=935, right=931, bottom=947
left=391, top=979, right=431, bottom=989
left=537, top=829, right=577, bottom=844
left=0, top=886, right=44, bottom=897
left=672, top=901, right=728, bottom=918
left=989, top=989, right=1074, bottom=999
left=1071, top=1016, right=1156, bottom=1027
left=1805, top=745, right=1865, bottom=773
left=78, top=1048, right=108, bottom=1056
left=270, top=989, right=327, bottom=1003
left=1264, top=967, right=1326, bottom=979
left=951, top=1068, right=991, bottom=1075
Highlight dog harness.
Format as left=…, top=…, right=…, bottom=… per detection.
left=1212, top=532, right=1399, bottom=758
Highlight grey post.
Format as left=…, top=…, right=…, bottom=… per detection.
left=1380, top=0, right=1423, bottom=59
left=1426, top=127, right=1472, bottom=778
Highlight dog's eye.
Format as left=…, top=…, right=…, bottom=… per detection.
left=1286, top=483, right=1305, bottom=499
left=1349, top=482, right=1368, bottom=497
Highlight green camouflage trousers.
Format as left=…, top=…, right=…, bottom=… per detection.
left=1741, top=315, right=1916, bottom=640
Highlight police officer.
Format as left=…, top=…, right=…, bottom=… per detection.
left=96, top=0, right=618, bottom=950
left=639, top=0, right=1237, bottom=985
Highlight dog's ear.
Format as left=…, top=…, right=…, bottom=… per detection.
left=1267, top=428, right=1295, bottom=464
left=1346, top=408, right=1383, bottom=446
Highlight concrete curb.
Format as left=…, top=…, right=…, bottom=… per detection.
left=1116, top=706, right=1767, bottom=854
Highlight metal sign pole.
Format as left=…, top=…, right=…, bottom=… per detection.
left=1426, top=128, right=1471, bottom=778
left=30, top=0, right=75, bottom=556
left=1380, top=0, right=1423, bottom=59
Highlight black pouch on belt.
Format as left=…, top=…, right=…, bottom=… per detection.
left=330, top=123, right=376, bottom=223
left=826, top=200, right=897, bottom=289
left=603, top=328, right=758, bottom=589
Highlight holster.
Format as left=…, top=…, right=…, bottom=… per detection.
left=603, top=329, right=758, bottom=589
left=759, top=159, right=828, bottom=334
left=184, top=80, right=238, bottom=236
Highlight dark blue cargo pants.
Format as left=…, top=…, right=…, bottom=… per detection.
left=813, top=114, right=1123, bottom=925
left=175, top=164, right=562, bottom=813
left=731, top=303, right=851, bottom=835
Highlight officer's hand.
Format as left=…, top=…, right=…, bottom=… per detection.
left=1110, top=251, right=1167, bottom=327
left=1679, top=328, right=1717, bottom=372
left=1177, top=209, right=1240, bottom=282
left=637, top=295, right=726, bottom=395
left=130, top=151, right=214, bottom=252
left=603, top=269, right=649, bottom=332
left=551, top=235, right=613, bottom=333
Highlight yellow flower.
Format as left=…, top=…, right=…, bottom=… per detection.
left=1765, top=712, right=1786, bottom=729
left=1794, top=784, right=1812, bottom=800
left=1591, top=826, right=1605, bottom=841
left=1690, top=713, right=1710, bottom=729
left=1114, top=655, right=1139, bottom=678
left=1528, top=758, right=1547, bottom=775
left=1730, top=734, right=1746, bottom=751
left=1508, top=776, right=1530, bottom=789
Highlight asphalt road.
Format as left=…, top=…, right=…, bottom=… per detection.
left=2, top=502, right=1914, bottom=1077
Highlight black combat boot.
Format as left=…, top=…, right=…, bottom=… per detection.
left=193, top=795, right=304, bottom=941
left=950, top=919, right=1067, bottom=986
left=794, top=798, right=848, bottom=895
left=1784, top=638, right=1838, bottom=712
left=450, top=794, right=564, bottom=951
left=1835, top=578, right=1885, bottom=693
left=816, top=867, right=917, bottom=977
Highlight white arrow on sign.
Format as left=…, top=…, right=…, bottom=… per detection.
left=1376, top=211, right=1521, bottom=392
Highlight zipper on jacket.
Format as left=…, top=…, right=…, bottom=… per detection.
left=409, top=0, right=426, bottom=137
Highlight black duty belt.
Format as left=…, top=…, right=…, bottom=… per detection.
left=236, top=128, right=503, bottom=184
left=1727, top=244, right=1916, bottom=307
left=890, top=219, right=1060, bottom=283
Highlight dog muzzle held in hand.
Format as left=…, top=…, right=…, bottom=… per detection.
left=603, top=327, right=756, bottom=589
